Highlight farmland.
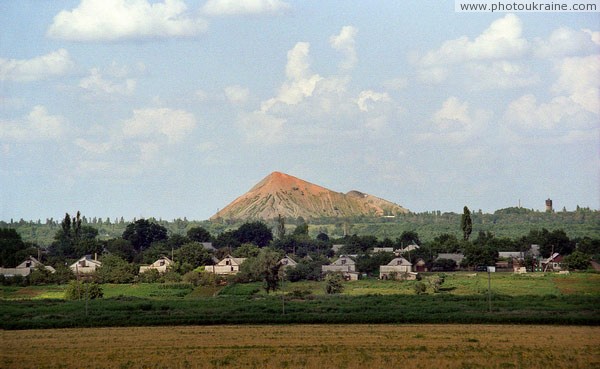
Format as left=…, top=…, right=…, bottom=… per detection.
left=2, top=324, right=599, bottom=369
left=1, top=272, right=599, bottom=329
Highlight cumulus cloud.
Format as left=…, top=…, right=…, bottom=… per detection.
left=79, top=68, right=136, bottom=96
left=202, top=0, right=290, bottom=16
left=0, top=106, right=65, bottom=142
left=356, top=90, right=391, bottom=112
left=330, top=26, right=358, bottom=70
left=47, top=0, right=207, bottom=41
left=261, top=42, right=322, bottom=111
left=122, top=108, right=196, bottom=144
left=469, top=61, right=538, bottom=89
left=552, top=55, right=600, bottom=113
left=420, top=14, right=528, bottom=66
left=534, top=27, right=600, bottom=58
left=224, top=85, right=250, bottom=105
left=238, top=111, right=286, bottom=144
left=0, top=49, right=74, bottom=82
left=417, top=97, right=490, bottom=144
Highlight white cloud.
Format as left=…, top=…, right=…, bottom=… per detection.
left=356, top=90, right=391, bottom=112
left=552, top=55, right=600, bottom=114
left=433, top=97, right=471, bottom=126
left=534, top=27, right=600, bottom=58
left=122, top=108, right=196, bottom=144
left=330, top=26, right=358, bottom=70
left=79, top=68, right=136, bottom=96
left=238, top=111, right=286, bottom=144
left=417, top=97, right=491, bottom=144
left=383, top=77, right=408, bottom=91
left=0, top=49, right=73, bottom=82
left=0, top=106, right=65, bottom=142
left=420, top=14, right=528, bottom=66
left=74, top=138, right=113, bottom=154
left=224, top=85, right=250, bottom=105
left=261, top=42, right=322, bottom=111
left=202, top=0, right=290, bottom=16
left=47, top=0, right=207, bottom=42
left=469, top=61, right=538, bottom=89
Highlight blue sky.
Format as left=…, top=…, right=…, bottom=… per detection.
left=1, top=0, right=598, bottom=222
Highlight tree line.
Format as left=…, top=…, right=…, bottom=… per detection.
left=1, top=209, right=598, bottom=289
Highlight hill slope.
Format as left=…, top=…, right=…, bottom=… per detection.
left=210, top=172, right=409, bottom=221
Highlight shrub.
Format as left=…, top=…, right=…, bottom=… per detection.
left=137, top=269, right=161, bottom=283
left=64, top=280, right=103, bottom=300
left=325, top=273, right=344, bottom=294
left=414, top=282, right=427, bottom=295
left=182, top=271, right=202, bottom=286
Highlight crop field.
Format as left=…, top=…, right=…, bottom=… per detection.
left=2, top=324, right=599, bottom=369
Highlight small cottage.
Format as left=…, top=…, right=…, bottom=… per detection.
left=139, top=256, right=173, bottom=274
left=279, top=255, right=297, bottom=269
left=380, top=257, right=415, bottom=280
left=322, top=255, right=359, bottom=280
left=70, top=255, right=102, bottom=275
left=204, top=255, right=246, bottom=275
left=0, top=256, right=55, bottom=277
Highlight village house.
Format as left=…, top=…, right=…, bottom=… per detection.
left=279, top=255, right=297, bottom=269
left=322, top=255, right=359, bottom=280
left=414, top=258, right=428, bottom=272
left=139, top=256, right=173, bottom=274
left=379, top=257, right=418, bottom=280
left=541, top=253, right=563, bottom=272
left=0, top=256, right=55, bottom=277
left=70, top=255, right=102, bottom=275
left=204, top=254, right=246, bottom=275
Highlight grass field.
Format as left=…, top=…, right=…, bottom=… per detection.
left=1, top=324, right=598, bottom=369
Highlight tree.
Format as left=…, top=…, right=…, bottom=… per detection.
left=64, top=280, right=103, bottom=300
left=122, top=219, right=168, bottom=252
left=292, top=221, right=309, bottom=237
left=397, top=231, right=420, bottom=248
left=237, top=248, right=283, bottom=293
left=0, top=228, right=32, bottom=267
left=95, top=255, right=136, bottom=284
left=324, top=272, right=344, bottom=294
left=461, top=242, right=498, bottom=268
left=562, top=251, right=590, bottom=270
left=234, top=221, right=273, bottom=247
left=233, top=243, right=260, bottom=258
left=104, top=238, right=136, bottom=262
left=187, top=227, right=212, bottom=243
left=276, top=214, right=286, bottom=240
left=461, top=206, right=473, bottom=241
left=174, top=242, right=214, bottom=267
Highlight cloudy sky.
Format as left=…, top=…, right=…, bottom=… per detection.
left=1, top=0, right=598, bottom=222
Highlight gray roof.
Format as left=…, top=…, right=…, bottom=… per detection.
left=436, top=253, right=465, bottom=263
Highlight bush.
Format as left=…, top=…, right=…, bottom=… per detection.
left=325, top=273, right=344, bottom=294
left=64, top=280, right=103, bottom=300
left=137, top=269, right=161, bottom=283
left=182, top=271, right=202, bottom=286
left=414, top=282, right=427, bottom=295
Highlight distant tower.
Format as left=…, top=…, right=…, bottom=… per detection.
left=545, top=198, right=553, bottom=213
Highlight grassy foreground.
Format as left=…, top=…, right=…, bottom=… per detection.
left=2, top=324, right=599, bottom=369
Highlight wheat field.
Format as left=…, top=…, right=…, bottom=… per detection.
left=2, top=324, right=598, bottom=369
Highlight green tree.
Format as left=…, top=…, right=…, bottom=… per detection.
left=324, top=272, right=344, bottom=294
left=174, top=242, right=214, bottom=267
left=461, top=242, right=498, bottom=268
left=276, top=214, right=286, bottom=240
left=64, top=280, right=103, bottom=300
left=233, top=243, right=260, bottom=258
left=0, top=228, right=32, bottom=267
left=461, top=206, right=473, bottom=241
left=562, top=251, right=590, bottom=270
left=234, top=221, right=273, bottom=247
left=237, top=248, right=283, bottom=293
left=187, top=226, right=212, bottom=243
left=122, top=219, right=168, bottom=252
left=95, top=255, right=136, bottom=283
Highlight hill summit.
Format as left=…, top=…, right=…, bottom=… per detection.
left=210, top=171, right=409, bottom=221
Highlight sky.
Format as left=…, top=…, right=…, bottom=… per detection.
left=1, top=0, right=599, bottom=222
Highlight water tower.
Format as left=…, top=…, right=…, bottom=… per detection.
left=545, top=198, right=553, bottom=213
